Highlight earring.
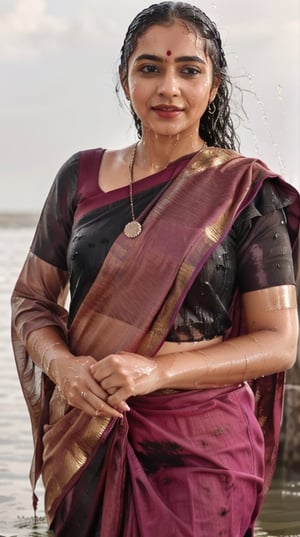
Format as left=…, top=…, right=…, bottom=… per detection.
left=208, top=101, right=216, bottom=115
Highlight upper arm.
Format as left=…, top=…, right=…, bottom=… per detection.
left=30, top=152, right=79, bottom=270
left=237, top=208, right=296, bottom=293
left=235, top=181, right=298, bottom=341
left=12, top=252, right=70, bottom=344
left=241, top=285, right=299, bottom=366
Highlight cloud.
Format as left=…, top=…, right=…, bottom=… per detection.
left=0, top=0, right=67, bottom=61
left=0, top=0, right=126, bottom=62
left=0, top=0, right=299, bottom=215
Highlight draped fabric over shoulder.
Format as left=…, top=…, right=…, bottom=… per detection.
left=11, top=146, right=300, bottom=536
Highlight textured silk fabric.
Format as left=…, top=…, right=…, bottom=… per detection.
left=52, top=385, right=264, bottom=537
left=30, top=149, right=295, bottom=338
left=11, top=146, right=300, bottom=535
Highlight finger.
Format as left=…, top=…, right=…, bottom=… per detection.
left=76, top=393, right=101, bottom=418
left=88, top=382, right=124, bottom=408
left=107, top=389, right=132, bottom=411
left=100, top=377, right=120, bottom=393
left=100, top=371, right=132, bottom=393
left=90, top=354, right=123, bottom=382
left=81, top=390, right=123, bottom=419
left=105, top=386, right=118, bottom=396
left=88, top=382, right=109, bottom=401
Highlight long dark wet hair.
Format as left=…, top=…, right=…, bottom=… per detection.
left=116, top=1, right=239, bottom=150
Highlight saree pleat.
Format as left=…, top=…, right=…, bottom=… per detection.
left=52, top=386, right=264, bottom=536
left=124, top=386, right=264, bottom=536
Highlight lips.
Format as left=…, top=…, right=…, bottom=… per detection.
left=151, top=104, right=184, bottom=118
left=152, top=105, right=183, bottom=112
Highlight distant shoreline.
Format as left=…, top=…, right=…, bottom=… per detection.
left=0, top=213, right=39, bottom=227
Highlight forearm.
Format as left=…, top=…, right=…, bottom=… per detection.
left=26, top=326, right=74, bottom=385
left=26, top=327, right=124, bottom=418
left=11, top=252, right=71, bottom=385
left=155, top=323, right=298, bottom=391
left=153, top=286, right=299, bottom=392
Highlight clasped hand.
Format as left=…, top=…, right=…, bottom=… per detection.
left=91, top=351, right=159, bottom=410
left=54, top=352, right=158, bottom=418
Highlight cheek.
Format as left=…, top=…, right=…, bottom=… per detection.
left=128, top=79, right=141, bottom=100
left=127, top=86, right=146, bottom=117
left=189, top=83, right=210, bottom=103
left=189, top=79, right=212, bottom=104
left=129, top=82, right=150, bottom=109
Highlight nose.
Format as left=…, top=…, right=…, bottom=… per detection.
left=157, top=69, right=180, bottom=97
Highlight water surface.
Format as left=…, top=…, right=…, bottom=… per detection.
left=0, top=226, right=299, bottom=536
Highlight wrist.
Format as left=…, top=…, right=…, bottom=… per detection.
left=41, top=342, right=74, bottom=382
left=152, top=356, right=174, bottom=390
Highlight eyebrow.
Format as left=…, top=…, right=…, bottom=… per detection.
left=135, top=54, right=206, bottom=65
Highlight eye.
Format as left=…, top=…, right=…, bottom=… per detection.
left=181, top=66, right=201, bottom=76
left=140, top=64, right=159, bottom=74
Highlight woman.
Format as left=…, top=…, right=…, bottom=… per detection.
left=11, top=2, right=299, bottom=536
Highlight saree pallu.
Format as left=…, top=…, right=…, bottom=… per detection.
left=51, top=384, right=264, bottom=537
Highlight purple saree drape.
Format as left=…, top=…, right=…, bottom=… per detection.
left=11, top=146, right=300, bottom=535
left=51, top=385, right=265, bottom=536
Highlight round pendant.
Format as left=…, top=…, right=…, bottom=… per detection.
left=123, top=220, right=142, bottom=239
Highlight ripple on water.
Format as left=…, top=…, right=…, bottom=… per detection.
left=256, top=480, right=300, bottom=536
left=0, top=516, right=52, bottom=537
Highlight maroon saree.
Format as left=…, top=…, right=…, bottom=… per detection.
left=11, top=146, right=300, bottom=536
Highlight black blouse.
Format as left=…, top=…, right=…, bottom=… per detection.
left=31, top=150, right=296, bottom=342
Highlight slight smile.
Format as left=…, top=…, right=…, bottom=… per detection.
left=151, top=105, right=184, bottom=118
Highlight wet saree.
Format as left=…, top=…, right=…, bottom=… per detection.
left=11, top=146, right=300, bottom=535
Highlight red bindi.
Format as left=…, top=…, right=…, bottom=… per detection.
left=166, top=50, right=172, bottom=56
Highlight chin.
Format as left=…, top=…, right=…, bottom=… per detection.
left=147, top=126, right=186, bottom=138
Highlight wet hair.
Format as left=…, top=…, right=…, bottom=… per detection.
left=116, top=1, right=239, bottom=150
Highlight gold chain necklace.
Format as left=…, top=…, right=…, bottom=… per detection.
left=124, top=142, right=142, bottom=238
left=123, top=140, right=207, bottom=239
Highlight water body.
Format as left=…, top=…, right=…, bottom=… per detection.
left=0, top=225, right=299, bottom=536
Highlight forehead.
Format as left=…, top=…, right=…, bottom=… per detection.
left=132, top=21, right=205, bottom=56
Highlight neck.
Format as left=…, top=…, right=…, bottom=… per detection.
left=136, top=133, right=205, bottom=174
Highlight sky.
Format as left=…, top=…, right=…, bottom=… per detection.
left=1, top=0, right=299, bottom=213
